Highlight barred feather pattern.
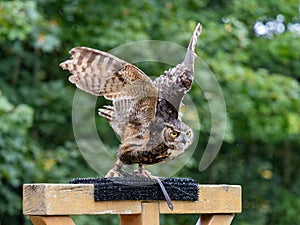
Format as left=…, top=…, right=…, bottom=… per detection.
left=60, top=46, right=158, bottom=152
left=59, top=23, right=202, bottom=176
left=154, top=23, right=202, bottom=112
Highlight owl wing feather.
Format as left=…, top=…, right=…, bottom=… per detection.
left=60, top=46, right=158, bottom=149
left=60, top=47, right=125, bottom=98
left=154, top=23, right=202, bottom=114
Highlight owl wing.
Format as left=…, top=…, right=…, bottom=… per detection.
left=154, top=23, right=202, bottom=114
left=60, top=46, right=131, bottom=98
left=60, top=47, right=158, bottom=145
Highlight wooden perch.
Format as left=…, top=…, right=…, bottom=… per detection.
left=23, top=183, right=242, bottom=225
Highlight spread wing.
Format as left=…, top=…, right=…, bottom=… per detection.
left=154, top=23, right=202, bottom=114
left=60, top=47, right=158, bottom=147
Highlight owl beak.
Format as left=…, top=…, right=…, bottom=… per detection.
left=181, top=136, right=187, bottom=145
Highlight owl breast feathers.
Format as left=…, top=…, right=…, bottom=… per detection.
left=60, top=23, right=202, bottom=178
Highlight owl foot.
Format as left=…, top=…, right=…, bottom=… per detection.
left=133, top=164, right=154, bottom=179
left=105, top=168, right=124, bottom=177
left=105, top=159, right=129, bottom=178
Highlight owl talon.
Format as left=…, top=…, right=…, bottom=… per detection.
left=133, top=164, right=154, bottom=179
left=105, top=159, right=127, bottom=178
left=133, top=170, right=153, bottom=179
left=105, top=169, right=123, bottom=178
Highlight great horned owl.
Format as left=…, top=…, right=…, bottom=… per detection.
left=60, top=23, right=202, bottom=178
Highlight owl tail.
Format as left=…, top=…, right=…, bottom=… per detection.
left=183, top=23, right=202, bottom=67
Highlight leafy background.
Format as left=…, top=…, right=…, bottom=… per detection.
left=1, top=0, right=300, bottom=224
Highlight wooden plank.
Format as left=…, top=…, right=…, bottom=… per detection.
left=197, top=214, right=234, bottom=225
left=23, top=184, right=141, bottom=215
left=159, top=185, right=242, bottom=214
left=120, top=202, right=159, bottom=225
left=23, top=184, right=241, bottom=215
left=29, top=216, right=76, bottom=225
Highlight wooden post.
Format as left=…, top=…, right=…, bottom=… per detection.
left=29, top=216, right=75, bottom=225
left=198, top=214, right=234, bottom=225
left=120, top=202, right=160, bottom=225
left=23, top=184, right=242, bottom=225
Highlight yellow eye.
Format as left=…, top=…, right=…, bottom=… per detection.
left=170, top=131, right=178, bottom=138
left=186, top=131, right=191, bottom=137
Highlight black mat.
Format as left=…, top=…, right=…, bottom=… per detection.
left=70, top=177, right=199, bottom=202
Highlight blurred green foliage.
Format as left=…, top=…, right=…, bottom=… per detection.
left=0, top=0, right=300, bottom=224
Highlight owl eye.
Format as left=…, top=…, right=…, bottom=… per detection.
left=169, top=131, right=178, bottom=138
left=186, top=131, right=191, bottom=137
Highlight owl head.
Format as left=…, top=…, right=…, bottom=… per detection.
left=162, top=120, right=193, bottom=151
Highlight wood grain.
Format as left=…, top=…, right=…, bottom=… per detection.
left=23, top=184, right=141, bottom=215
left=159, top=185, right=242, bottom=214
left=199, top=214, right=234, bottom=225
left=23, top=184, right=241, bottom=215
left=120, top=202, right=160, bottom=225
left=29, top=216, right=75, bottom=225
